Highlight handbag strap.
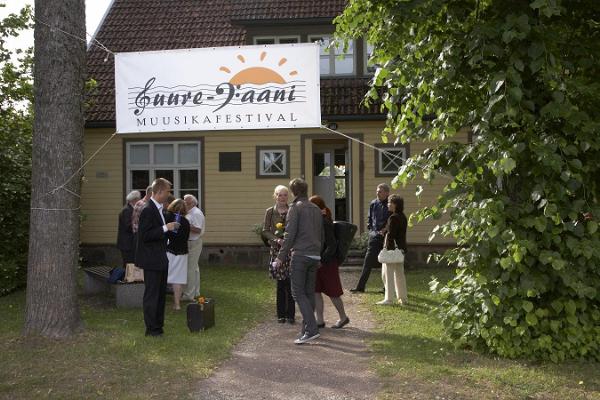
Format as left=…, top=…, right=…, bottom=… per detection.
left=383, top=233, right=397, bottom=251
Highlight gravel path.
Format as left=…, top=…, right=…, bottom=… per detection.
left=194, top=270, right=381, bottom=400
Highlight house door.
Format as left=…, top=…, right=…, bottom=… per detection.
left=313, top=140, right=350, bottom=221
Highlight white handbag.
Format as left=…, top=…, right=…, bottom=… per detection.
left=378, top=247, right=404, bottom=264
left=377, top=234, right=405, bottom=264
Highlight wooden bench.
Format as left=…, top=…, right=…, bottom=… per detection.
left=83, top=266, right=144, bottom=308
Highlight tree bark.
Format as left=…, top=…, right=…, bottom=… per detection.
left=24, top=0, right=86, bottom=337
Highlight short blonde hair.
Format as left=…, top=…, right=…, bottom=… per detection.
left=152, top=178, right=171, bottom=194
left=273, top=185, right=289, bottom=199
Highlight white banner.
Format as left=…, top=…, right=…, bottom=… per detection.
left=115, top=44, right=321, bottom=133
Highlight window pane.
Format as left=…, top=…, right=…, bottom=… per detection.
left=178, top=143, right=198, bottom=164
left=335, top=177, right=346, bottom=199
left=155, top=144, right=174, bottom=164
left=334, top=150, right=346, bottom=177
left=381, top=150, right=404, bottom=173
left=256, top=38, right=275, bottom=45
left=179, top=169, right=198, bottom=190
left=313, top=152, right=331, bottom=177
left=155, top=169, right=174, bottom=185
left=219, top=152, right=242, bottom=172
left=311, top=36, right=330, bottom=55
left=279, top=37, right=299, bottom=44
left=261, top=151, right=285, bottom=175
left=319, top=57, right=330, bottom=75
left=131, top=170, right=149, bottom=191
left=130, top=145, right=149, bottom=164
left=366, top=42, right=375, bottom=57
left=336, top=40, right=353, bottom=55
left=334, top=56, right=354, bottom=74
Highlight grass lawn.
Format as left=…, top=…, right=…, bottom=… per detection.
left=363, top=266, right=600, bottom=400
left=0, top=265, right=274, bottom=400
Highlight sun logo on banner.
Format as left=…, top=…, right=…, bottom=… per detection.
left=219, top=51, right=299, bottom=85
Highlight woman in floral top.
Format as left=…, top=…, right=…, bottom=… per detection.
left=261, top=185, right=295, bottom=323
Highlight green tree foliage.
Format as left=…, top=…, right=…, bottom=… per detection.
left=336, top=0, right=600, bottom=361
left=0, top=4, right=33, bottom=295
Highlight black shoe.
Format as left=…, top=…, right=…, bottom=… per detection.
left=332, top=317, right=350, bottom=329
left=378, top=288, right=385, bottom=294
left=286, top=318, right=295, bottom=324
left=278, top=318, right=286, bottom=323
left=317, top=322, right=325, bottom=329
left=350, top=288, right=364, bottom=293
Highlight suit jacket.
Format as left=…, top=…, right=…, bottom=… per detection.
left=116, top=203, right=134, bottom=251
left=135, top=199, right=168, bottom=271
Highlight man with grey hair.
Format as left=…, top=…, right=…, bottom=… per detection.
left=273, top=178, right=324, bottom=344
left=182, top=194, right=205, bottom=301
left=117, top=190, right=141, bottom=267
left=132, top=185, right=153, bottom=234
left=351, top=183, right=391, bottom=293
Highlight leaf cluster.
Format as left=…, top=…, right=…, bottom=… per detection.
left=336, top=0, right=600, bottom=360
left=0, top=4, right=33, bottom=295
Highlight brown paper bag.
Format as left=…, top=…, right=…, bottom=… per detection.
left=124, top=263, right=144, bottom=282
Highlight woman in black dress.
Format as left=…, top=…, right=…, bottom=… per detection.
left=310, top=195, right=349, bottom=329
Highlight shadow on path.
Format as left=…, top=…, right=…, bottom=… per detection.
left=194, top=270, right=381, bottom=400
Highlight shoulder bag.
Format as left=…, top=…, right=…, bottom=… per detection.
left=377, top=234, right=404, bottom=264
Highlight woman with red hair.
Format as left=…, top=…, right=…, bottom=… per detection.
left=309, top=195, right=349, bottom=329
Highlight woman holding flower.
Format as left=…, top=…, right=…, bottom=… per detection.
left=261, top=185, right=295, bottom=323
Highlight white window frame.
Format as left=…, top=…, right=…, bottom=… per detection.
left=375, top=145, right=409, bottom=176
left=126, top=140, right=202, bottom=201
left=257, top=146, right=289, bottom=178
left=308, top=34, right=355, bottom=76
left=253, top=35, right=301, bottom=45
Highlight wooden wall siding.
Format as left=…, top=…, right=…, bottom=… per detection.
left=81, top=125, right=464, bottom=246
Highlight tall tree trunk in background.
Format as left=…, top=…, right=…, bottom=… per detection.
left=24, top=0, right=85, bottom=337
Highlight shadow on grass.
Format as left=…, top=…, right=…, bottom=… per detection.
left=0, top=265, right=276, bottom=399
left=371, top=329, right=600, bottom=394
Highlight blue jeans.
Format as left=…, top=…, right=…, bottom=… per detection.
left=290, top=255, right=319, bottom=335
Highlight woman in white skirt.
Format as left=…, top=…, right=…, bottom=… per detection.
left=165, top=199, right=190, bottom=310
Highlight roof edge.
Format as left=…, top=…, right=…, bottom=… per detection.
left=231, top=17, right=334, bottom=26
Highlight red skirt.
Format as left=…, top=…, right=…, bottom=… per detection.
left=315, top=259, right=343, bottom=297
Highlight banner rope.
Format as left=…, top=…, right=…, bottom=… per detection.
left=34, top=17, right=115, bottom=58
left=31, top=132, right=117, bottom=211
left=320, top=124, right=452, bottom=180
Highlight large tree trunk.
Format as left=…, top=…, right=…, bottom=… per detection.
left=24, top=0, right=86, bottom=337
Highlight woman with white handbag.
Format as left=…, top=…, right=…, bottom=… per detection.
left=376, top=194, right=408, bottom=305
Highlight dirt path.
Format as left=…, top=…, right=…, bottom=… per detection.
left=194, top=270, right=381, bottom=400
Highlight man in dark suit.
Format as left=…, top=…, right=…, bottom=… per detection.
left=117, top=190, right=141, bottom=267
left=351, top=183, right=391, bottom=293
left=136, top=178, right=179, bottom=337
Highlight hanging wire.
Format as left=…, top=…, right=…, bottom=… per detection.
left=34, top=17, right=114, bottom=58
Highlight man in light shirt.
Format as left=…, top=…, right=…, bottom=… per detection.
left=182, top=194, right=205, bottom=301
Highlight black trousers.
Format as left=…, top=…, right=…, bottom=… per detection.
left=276, top=278, right=295, bottom=319
left=121, top=249, right=135, bottom=267
left=143, top=269, right=168, bottom=335
left=355, top=234, right=384, bottom=291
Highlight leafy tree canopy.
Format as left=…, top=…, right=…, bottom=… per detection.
left=335, top=0, right=600, bottom=361
left=0, top=3, right=33, bottom=295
